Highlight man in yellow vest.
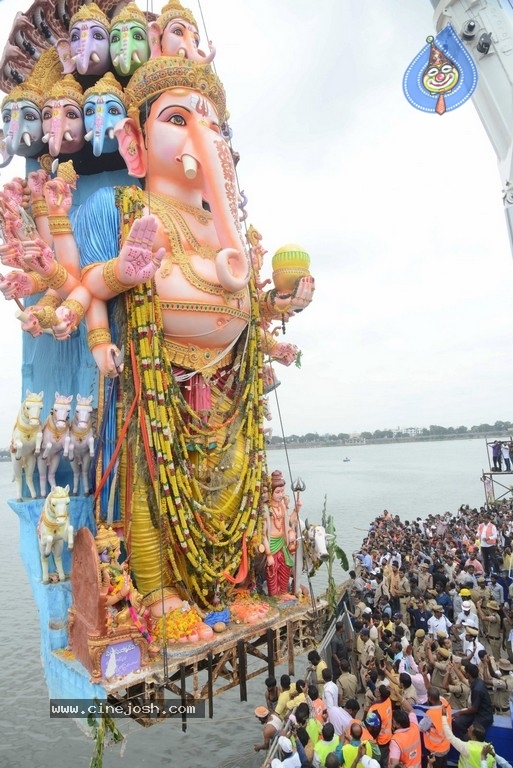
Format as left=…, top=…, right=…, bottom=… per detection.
left=389, top=709, right=421, bottom=768
left=440, top=708, right=496, bottom=768
left=418, top=686, right=452, bottom=768
left=335, top=721, right=374, bottom=767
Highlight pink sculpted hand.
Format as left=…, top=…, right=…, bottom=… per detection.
left=273, top=275, right=315, bottom=317
left=27, top=170, right=50, bottom=201
left=0, top=270, right=33, bottom=299
left=18, top=238, right=56, bottom=277
left=270, top=342, right=298, bottom=367
left=0, top=240, right=24, bottom=268
left=19, top=309, right=43, bottom=337
left=53, top=305, right=79, bottom=339
left=44, top=178, right=73, bottom=215
left=117, top=215, right=165, bottom=285
left=91, top=343, right=125, bottom=378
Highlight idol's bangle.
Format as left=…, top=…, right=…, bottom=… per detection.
left=47, top=262, right=67, bottom=290
left=47, top=214, right=72, bottom=236
left=31, top=199, right=48, bottom=219
left=37, top=293, right=61, bottom=309
left=27, top=271, right=50, bottom=293
left=60, top=298, right=85, bottom=327
left=87, top=328, right=112, bottom=351
left=103, top=258, right=132, bottom=295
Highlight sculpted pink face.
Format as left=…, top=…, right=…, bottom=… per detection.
left=143, top=88, right=220, bottom=179
left=42, top=99, right=85, bottom=156
left=161, top=19, right=200, bottom=58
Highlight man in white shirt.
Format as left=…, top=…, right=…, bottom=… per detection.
left=427, top=605, right=453, bottom=638
left=461, top=627, right=485, bottom=665
left=452, top=600, right=479, bottom=639
left=321, top=668, right=339, bottom=709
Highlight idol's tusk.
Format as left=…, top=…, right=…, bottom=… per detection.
left=51, top=158, right=59, bottom=174
left=22, top=132, right=31, bottom=147
left=181, top=153, right=197, bottom=179
left=42, top=132, right=50, bottom=143
left=90, top=52, right=100, bottom=63
left=178, top=47, right=186, bottom=58
left=112, top=54, right=120, bottom=66
left=84, top=129, right=93, bottom=142
left=132, top=51, right=141, bottom=64
left=106, top=127, right=114, bottom=139
left=63, top=130, right=73, bottom=141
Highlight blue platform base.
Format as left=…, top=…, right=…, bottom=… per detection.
left=9, top=497, right=107, bottom=709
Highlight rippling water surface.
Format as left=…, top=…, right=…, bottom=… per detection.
left=0, top=438, right=493, bottom=768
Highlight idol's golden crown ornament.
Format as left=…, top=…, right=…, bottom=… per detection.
left=84, top=72, right=126, bottom=105
left=157, top=0, right=198, bottom=30
left=46, top=75, right=84, bottom=105
left=125, top=57, right=226, bottom=123
left=1, top=82, right=45, bottom=111
left=70, top=2, right=110, bottom=30
left=111, top=2, right=147, bottom=26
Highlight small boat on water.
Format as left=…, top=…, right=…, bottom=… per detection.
left=343, top=457, right=351, bottom=462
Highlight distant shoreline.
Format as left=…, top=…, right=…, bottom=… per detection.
left=267, top=431, right=504, bottom=450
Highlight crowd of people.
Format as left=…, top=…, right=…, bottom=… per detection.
left=253, top=504, right=513, bottom=768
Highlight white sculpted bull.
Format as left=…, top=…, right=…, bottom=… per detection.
left=10, top=390, right=43, bottom=500
left=37, top=485, right=73, bottom=583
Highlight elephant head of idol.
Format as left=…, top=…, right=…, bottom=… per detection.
left=148, top=0, right=216, bottom=63
left=83, top=72, right=127, bottom=157
left=110, top=2, right=150, bottom=77
left=55, top=2, right=110, bottom=77
left=0, top=81, right=45, bottom=165
left=115, top=57, right=250, bottom=293
left=41, top=75, right=85, bottom=158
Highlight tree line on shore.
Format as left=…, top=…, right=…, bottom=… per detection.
left=267, top=420, right=513, bottom=446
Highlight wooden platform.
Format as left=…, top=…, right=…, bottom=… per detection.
left=99, top=597, right=329, bottom=727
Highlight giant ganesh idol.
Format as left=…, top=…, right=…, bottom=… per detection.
left=0, top=0, right=314, bottom=613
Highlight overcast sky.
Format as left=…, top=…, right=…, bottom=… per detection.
left=0, top=0, right=512, bottom=443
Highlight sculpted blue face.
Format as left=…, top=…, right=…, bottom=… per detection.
left=84, top=94, right=126, bottom=156
left=1, top=99, right=44, bottom=157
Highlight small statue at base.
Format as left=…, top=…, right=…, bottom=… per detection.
left=94, top=525, right=158, bottom=653
left=262, top=470, right=297, bottom=598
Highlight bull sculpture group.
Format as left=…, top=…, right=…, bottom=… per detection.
left=10, top=390, right=95, bottom=499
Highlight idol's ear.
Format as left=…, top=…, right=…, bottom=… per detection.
left=114, top=118, right=147, bottom=178
left=148, top=21, right=163, bottom=59
left=55, top=38, right=76, bottom=74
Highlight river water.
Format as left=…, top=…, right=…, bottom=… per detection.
left=0, top=438, right=497, bottom=768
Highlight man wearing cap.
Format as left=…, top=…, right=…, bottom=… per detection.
left=490, top=658, right=513, bottom=714
left=393, top=613, right=410, bottom=642
left=254, top=706, right=282, bottom=752
left=472, top=577, right=491, bottom=613
left=412, top=629, right=428, bottom=663
left=397, top=567, right=411, bottom=625
left=337, top=658, right=358, bottom=705
left=452, top=600, right=479, bottom=644
left=477, top=600, right=502, bottom=660
left=427, top=605, right=452, bottom=638
left=462, top=627, right=485, bottom=666
left=388, top=561, right=401, bottom=615
left=426, top=643, right=451, bottom=689
left=270, top=735, right=301, bottom=768
left=359, top=629, right=376, bottom=688
left=417, top=562, right=433, bottom=595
